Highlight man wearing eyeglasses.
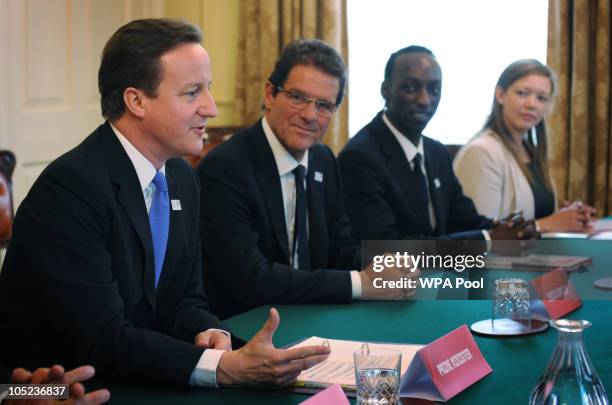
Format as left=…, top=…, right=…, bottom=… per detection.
left=197, top=39, right=415, bottom=319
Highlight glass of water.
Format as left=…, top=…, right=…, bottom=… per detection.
left=492, top=278, right=531, bottom=329
left=354, top=344, right=402, bottom=405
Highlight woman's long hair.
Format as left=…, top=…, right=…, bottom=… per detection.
left=483, top=59, right=555, bottom=189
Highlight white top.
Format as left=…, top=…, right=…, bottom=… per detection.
left=110, top=123, right=227, bottom=388
left=261, top=117, right=362, bottom=299
left=454, top=128, right=537, bottom=220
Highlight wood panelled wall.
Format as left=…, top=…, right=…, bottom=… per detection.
left=165, top=0, right=240, bottom=126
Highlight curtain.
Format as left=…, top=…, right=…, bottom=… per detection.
left=233, top=0, right=349, bottom=154
left=547, top=0, right=611, bottom=215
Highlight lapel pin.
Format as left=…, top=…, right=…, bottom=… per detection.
left=171, top=199, right=182, bottom=211
left=314, top=171, right=324, bottom=182
left=434, top=178, right=441, bottom=188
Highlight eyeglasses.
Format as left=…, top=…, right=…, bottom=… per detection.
left=276, top=86, right=337, bottom=116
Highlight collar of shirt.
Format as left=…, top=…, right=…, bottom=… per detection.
left=382, top=112, right=437, bottom=230
left=262, top=116, right=308, bottom=176
left=110, top=122, right=166, bottom=193
left=382, top=112, right=425, bottom=168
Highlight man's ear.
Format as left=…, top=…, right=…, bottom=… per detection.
left=380, top=81, right=389, bottom=103
left=263, top=82, right=275, bottom=111
left=123, top=87, right=147, bottom=118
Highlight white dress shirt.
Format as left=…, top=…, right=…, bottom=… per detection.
left=111, top=123, right=228, bottom=388
left=381, top=114, right=491, bottom=244
left=261, top=117, right=362, bottom=299
left=382, top=113, right=437, bottom=230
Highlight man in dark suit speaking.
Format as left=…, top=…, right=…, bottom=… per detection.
left=338, top=45, right=530, bottom=244
left=0, top=19, right=329, bottom=389
left=198, top=40, right=414, bottom=320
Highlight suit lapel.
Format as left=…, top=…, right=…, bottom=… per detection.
left=372, top=114, right=433, bottom=234
left=102, top=123, right=156, bottom=309
left=306, top=151, right=326, bottom=270
left=423, top=138, right=445, bottom=235
left=250, top=122, right=290, bottom=261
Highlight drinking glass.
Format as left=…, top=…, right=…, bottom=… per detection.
left=492, top=278, right=531, bottom=329
left=354, top=344, right=401, bottom=405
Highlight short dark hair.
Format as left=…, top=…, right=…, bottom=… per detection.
left=384, top=45, right=435, bottom=82
left=98, top=18, right=202, bottom=120
left=268, top=39, right=347, bottom=105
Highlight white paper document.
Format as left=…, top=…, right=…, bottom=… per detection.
left=289, top=336, right=424, bottom=389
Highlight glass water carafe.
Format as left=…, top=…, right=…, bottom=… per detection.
left=529, top=319, right=608, bottom=404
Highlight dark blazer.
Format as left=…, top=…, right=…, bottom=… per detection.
left=0, top=122, right=230, bottom=387
left=338, top=112, right=491, bottom=242
left=197, top=120, right=361, bottom=319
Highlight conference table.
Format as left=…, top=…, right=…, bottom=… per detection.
left=105, top=239, right=612, bottom=404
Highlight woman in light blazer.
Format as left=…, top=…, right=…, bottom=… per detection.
left=454, top=59, right=594, bottom=233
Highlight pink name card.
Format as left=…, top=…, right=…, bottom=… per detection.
left=299, top=384, right=349, bottom=405
left=530, top=269, right=581, bottom=320
left=400, top=325, right=492, bottom=402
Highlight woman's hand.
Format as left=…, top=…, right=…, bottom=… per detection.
left=537, top=201, right=596, bottom=233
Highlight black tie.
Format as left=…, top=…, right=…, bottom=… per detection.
left=293, top=165, right=311, bottom=270
left=412, top=153, right=432, bottom=230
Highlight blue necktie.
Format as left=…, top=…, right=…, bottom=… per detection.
left=149, top=171, right=169, bottom=288
left=293, top=165, right=311, bottom=271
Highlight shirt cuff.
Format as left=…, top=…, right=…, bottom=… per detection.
left=188, top=328, right=232, bottom=387
left=189, top=349, right=225, bottom=387
left=350, top=270, right=362, bottom=300
left=205, top=328, right=232, bottom=344
left=482, top=230, right=492, bottom=252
